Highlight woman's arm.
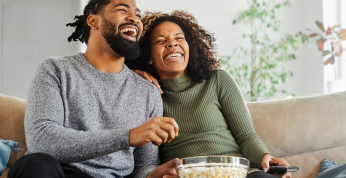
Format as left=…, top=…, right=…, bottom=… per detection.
left=217, top=69, right=270, bottom=167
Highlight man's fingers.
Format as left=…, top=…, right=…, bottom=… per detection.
left=161, top=117, right=179, bottom=136
left=149, top=132, right=163, bottom=146
left=159, top=122, right=176, bottom=142
left=156, top=129, right=169, bottom=143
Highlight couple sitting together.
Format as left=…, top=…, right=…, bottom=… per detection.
left=7, top=0, right=291, bottom=178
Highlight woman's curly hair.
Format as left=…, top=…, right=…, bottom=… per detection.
left=126, top=10, right=220, bottom=83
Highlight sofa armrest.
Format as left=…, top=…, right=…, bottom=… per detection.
left=0, top=93, right=27, bottom=167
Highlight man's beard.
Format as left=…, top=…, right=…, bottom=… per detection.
left=101, top=17, right=140, bottom=60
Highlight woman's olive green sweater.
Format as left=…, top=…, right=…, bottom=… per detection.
left=159, top=69, right=269, bottom=168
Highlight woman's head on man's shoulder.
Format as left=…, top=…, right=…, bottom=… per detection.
left=127, top=10, right=221, bottom=83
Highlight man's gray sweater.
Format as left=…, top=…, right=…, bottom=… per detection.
left=24, top=53, right=163, bottom=178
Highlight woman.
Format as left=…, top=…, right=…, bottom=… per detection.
left=126, top=10, right=291, bottom=178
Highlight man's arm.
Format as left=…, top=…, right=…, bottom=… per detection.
left=127, top=85, right=162, bottom=177
left=25, top=60, right=130, bottom=163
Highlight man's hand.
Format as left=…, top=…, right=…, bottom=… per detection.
left=262, top=153, right=291, bottom=178
left=147, top=158, right=179, bottom=178
left=129, top=116, right=179, bottom=147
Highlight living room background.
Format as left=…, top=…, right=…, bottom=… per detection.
left=0, top=0, right=343, bottom=100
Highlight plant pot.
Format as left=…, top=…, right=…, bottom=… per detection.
left=327, top=80, right=346, bottom=93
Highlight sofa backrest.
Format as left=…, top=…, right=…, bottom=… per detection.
left=2, top=91, right=346, bottom=178
left=248, top=91, right=346, bottom=178
left=0, top=93, right=27, bottom=167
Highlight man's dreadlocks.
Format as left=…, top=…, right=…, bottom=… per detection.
left=66, top=0, right=111, bottom=44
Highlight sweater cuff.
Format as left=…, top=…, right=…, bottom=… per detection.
left=110, top=129, right=130, bottom=151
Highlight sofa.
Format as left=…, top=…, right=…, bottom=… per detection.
left=1, top=91, right=346, bottom=178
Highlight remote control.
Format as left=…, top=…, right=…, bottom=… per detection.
left=260, top=166, right=299, bottom=174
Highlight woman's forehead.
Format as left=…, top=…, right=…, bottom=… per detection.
left=151, top=21, right=184, bottom=38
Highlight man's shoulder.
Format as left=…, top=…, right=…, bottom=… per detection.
left=125, top=68, right=161, bottom=99
left=35, top=54, right=82, bottom=74
left=126, top=69, right=160, bottom=94
left=39, top=53, right=82, bottom=67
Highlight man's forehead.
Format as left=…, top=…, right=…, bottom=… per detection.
left=109, top=0, right=140, bottom=12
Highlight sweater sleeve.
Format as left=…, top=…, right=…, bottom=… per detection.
left=25, top=60, right=130, bottom=164
left=129, top=88, right=162, bottom=178
left=217, top=69, right=270, bottom=168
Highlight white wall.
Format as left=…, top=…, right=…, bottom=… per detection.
left=0, top=0, right=326, bottom=99
left=0, top=0, right=81, bottom=99
left=137, top=0, right=324, bottom=99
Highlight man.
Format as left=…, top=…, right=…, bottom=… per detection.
left=7, top=0, right=179, bottom=177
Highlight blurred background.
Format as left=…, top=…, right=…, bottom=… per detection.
left=0, top=0, right=344, bottom=101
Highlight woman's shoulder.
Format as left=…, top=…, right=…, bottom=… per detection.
left=210, top=69, right=234, bottom=80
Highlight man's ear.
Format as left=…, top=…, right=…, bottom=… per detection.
left=87, top=14, right=99, bottom=30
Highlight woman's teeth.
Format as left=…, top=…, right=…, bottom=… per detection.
left=120, top=28, right=137, bottom=37
left=165, top=53, right=182, bottom=59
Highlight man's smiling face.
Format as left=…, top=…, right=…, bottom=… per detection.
left=100, top=0, right=143, bottom=59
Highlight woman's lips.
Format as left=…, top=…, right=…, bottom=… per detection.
left=164, top=56, right=183, bottom=62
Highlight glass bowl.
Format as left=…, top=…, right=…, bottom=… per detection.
left=176, top=156, right=250, bottom=178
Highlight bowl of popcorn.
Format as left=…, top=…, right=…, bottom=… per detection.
left=177, top=156, right=249, bottom=178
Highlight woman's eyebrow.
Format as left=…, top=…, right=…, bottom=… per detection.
left=114, top=3, right=141, bottom=13
left=174, top=33, right=184, bottom=36
left=154, top=35, right=165, bottom=40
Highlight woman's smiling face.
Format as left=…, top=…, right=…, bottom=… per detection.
left=150, top=21, right=189, bottom=79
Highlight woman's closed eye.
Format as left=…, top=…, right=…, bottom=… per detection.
left=155, top=40, right=165, bottom=44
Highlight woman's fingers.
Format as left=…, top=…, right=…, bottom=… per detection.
left=142, top=72, right=153, bottom=82
left=133, top=69, right=163, bottom=94
left=151, top=78, right=163, bottom=94
left=261, top=153, right=272, bottom=172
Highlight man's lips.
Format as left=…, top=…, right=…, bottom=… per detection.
left=119, top=24, right=139, bottom=38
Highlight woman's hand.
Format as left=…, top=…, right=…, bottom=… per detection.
left=133, top=70, right=163, bottom=94
left=147, top=158, right=179, bottom=178
left=262, top=153, right=291, bottom=178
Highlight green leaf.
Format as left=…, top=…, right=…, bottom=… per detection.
left=233, top=20, right=237, bottom=24
left=323, top=51, right=330, bottom=56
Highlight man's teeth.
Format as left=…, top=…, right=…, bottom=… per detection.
left=165, top=53, right=182, bottom=59
left=120, top=28, right=137, bottom=36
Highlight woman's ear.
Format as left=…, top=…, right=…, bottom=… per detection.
left=87, top=14, right=99, bottom=30
left=149, top=57, right=153, bottom=65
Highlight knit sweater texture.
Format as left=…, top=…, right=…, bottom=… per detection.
left=24, top=53, right=163, bottom=178
left=159, top=69, right=269, bottom=168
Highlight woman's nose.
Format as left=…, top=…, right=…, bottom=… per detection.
left=167, top=41, right=178, bottom=48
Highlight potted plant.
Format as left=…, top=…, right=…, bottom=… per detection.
left=221, top=0, right=308, bottom=101
left=308, top=22, right=346, bottom=93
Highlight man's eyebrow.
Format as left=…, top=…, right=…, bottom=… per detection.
left=114, top=3, right=141, bottom=13
left=114, top=3, right=129, bottom=8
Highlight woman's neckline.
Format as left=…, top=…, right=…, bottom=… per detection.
left=160, top=74, right=195, bottom=93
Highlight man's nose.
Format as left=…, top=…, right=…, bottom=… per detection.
left=126, top=12, right=140, bottom=24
